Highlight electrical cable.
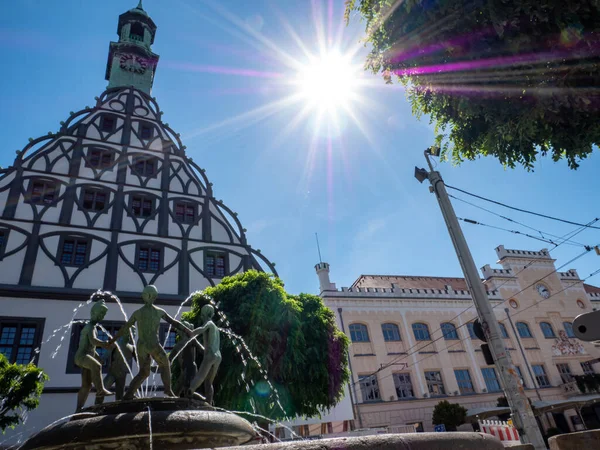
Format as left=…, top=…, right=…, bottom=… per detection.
left=445, top=184, right=600, bottom=230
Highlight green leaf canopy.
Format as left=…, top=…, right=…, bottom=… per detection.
left=181, top=270, right=349, bottom=421
left=346, top=0, right=600, bottom=169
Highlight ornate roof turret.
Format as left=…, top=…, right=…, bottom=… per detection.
left=106, top=2, right=159, bottom=94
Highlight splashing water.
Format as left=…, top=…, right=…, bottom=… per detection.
left=147, top=406, right=153, bottom=450
left=49, top=293, right=97, bottom=359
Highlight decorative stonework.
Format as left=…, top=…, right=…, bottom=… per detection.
left=552, top=330, right=586, bottom=356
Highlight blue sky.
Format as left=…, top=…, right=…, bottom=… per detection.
left=1, top=0, right=599, bottom=295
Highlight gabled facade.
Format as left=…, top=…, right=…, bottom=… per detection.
left=0, top=3, right=275, bottom=446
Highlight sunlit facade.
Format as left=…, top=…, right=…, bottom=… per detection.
left=318, top=245, right=600, bottom=434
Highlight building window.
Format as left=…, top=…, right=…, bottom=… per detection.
left=59, top=237, right=90, bottom=266
left=393, top=372, right=414, bottom=399
left=129, top=22, right=145, bottom=41
left=204, top=252, right=227, bottom=278
left=441, top=322, right=459, bottom=340
left=516, top=322, right=533, bottom=338
left=515, top=365, right=527, bottom=388
left=0, top=318, right=44, bottom=365
left=136, top=245, right=161, bottom=272
left=454, top=369, right=475, bottom=394
left=557, top=363, right=573, bottom=384
left=382, top=323, right=401, bottom=342
left=482, top=367, right=502, bottom=392
left=358, top=375, right=380, bottom=402
left=349, top=324, right=369, bottom=343
left=467, top=322, right=478, bottom=339
left=86, top=148, right=114, bottom=169
left=81, top=188, right=108, bottom=212
left=540, top=322, right=556, bottom=338
left=140, top=123, right=153, bottom=140
left=159, top=324, right=177, bottom=352
left=499, top=323, right=509, bottom=339
left=132, top=155, right=158, bottom=177
left=100, top=115, right=116, bottom=132
left=563, top=322, right=575, bottom=338
left=532, top=364, right=551, bottom=387
left=425, top=371, right=445, bottom=396
left=174, top=202, right=196, bottom=224
left=131, top=195, right=154, bottom=218
left=28, top=180, right=58, bottom=205
left=581, top=361, right=595, bottom=375
left=412, top=323, right=431, bottom=341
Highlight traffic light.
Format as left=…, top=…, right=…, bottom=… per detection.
left=481, top=343, right=495, bottom=365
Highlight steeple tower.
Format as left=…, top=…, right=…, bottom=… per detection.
left=105, top=1, right=160, bottom=94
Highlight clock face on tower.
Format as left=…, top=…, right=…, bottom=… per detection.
left=119, top=54, right=147, bottom=74
left=535, top=284, right=550, bottom=299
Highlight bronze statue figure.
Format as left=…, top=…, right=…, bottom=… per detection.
left=75, top=297, right=114, bottom=412
left=96, top=332, right=135, bottom=403
left=110, top=285, right=192, bottom=400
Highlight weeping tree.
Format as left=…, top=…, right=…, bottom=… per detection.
left=181, top=270, right=350, bottom=424
left=346, top=0, right=600, bottom=169
left=0, top=353, right=48, bottom=432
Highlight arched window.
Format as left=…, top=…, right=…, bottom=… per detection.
left=349, top=323, right=369, bottom=343
left=412, top=323, right=431, bottom=341
left=540, top=322, right=556, bottom=338
left=130, top=22, right=145, bottom=41
left=381, top=323, right=401, bottom=342
left=441, top=322, right=459, bottom=340
left=516, top=322, right=533, bottom=338
left=499, top=323, right=509, bottom=339
left=466, top=322, right=478, bottom=339
left=563, top=322, right=575, bottom=338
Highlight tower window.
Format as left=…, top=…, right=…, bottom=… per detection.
left=140, top=124, right=153, bottom=140
left=86, top=148, right=114, bottom=169
left=81, top=188, right=108, bottom=212
left=136, top=245, right=161, bottom=272
left=0, top=317, right=44, bottom=365
left=100, top=115, right=116, bottom=132
left=129, top=22, right=145, bottom=42
left=205, top=252, right=227, bottom=278
left=174, top=202, right=196, bottom=224
left=59, top=236, right=90, bottom=266
left=28, top=180, right=58, bottom=205
left=131, top=155, right=158, bottom=177
left=130, top=195, right=154, bottom=218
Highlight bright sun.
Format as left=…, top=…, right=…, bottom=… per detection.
left=296, top=51, right=358, bottom=114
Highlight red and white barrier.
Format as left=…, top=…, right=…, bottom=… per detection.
left=478, top=419, right=520, bottom=443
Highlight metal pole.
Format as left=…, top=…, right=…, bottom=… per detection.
left=418, top=152, right=546, bottom=450
left=337, top=307, right=364, bottom=429
left=505, top=308, right=542, bottom=401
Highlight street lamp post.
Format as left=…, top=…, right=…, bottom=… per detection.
left=415, top=149, right=546, bottom=450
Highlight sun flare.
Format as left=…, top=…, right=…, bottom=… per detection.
left=296, top=51, right=359, bottom=114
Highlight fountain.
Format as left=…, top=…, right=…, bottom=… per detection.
left=19, top=287, right=257, bottom=450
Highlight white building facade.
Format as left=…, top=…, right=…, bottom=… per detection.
left=316, top=246, right=600, bottom=435
left=0, top=3, right=276, bottom=446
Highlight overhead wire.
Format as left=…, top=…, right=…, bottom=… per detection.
left=445, top=184, right=600, bottom=231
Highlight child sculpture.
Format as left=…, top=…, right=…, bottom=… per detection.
left=166, top=320, right=203, bottom=397
left=96, top=333, right=135, bottom=403
left=187, top=304, right=221, bottom=404
left=75, top=298, right=114, bottom=412
left=110, top=285, right=192, bottom=400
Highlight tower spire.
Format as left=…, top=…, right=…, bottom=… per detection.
left=137, top=0, right=143, bottom=9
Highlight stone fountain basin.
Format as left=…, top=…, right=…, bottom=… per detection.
left=19, top=398, right=257, bottom=450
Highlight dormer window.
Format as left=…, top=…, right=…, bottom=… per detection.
left=174, top=201, right=196, bottom=224
left=81, top=188, right=108, bottom=212
left=86, top=148, right=114, bottom=169
left=129, top=22, right=144, bottom=42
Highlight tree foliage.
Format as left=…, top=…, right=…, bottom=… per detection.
left=0, top=353, right=48, bottom=432
left=432, top=400, right=467, bottom=431
left=181, top=270, right=350, bottom=421
left=346, top=0, right=600, bottom=169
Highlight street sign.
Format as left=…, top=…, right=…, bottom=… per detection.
left=434, top=424, right=446, bottom=432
